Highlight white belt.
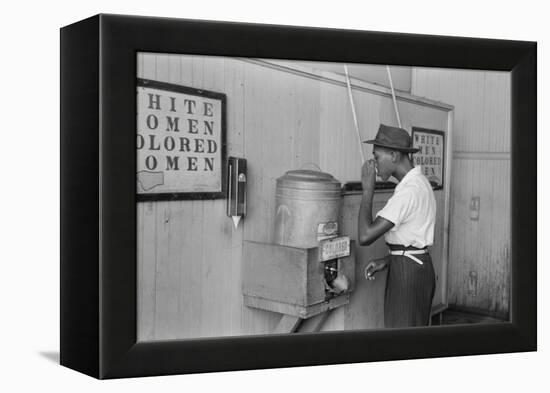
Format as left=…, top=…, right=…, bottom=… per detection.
left=389, top=249, right=428, bottom=265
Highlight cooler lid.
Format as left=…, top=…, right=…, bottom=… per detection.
left=277, top=169, right=341, bottom=190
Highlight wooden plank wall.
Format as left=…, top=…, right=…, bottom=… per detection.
left=412, top=68, right=511, bottom=318
left=137, top=54, right=322, bottom=340
left=137, top=54, right=451, bottom=340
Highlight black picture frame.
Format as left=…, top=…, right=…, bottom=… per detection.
left=60, top=14, right=536, bottom=379
left=411, top=127, right=446, bottom=190
left=136, top=77, right=227, bottom=201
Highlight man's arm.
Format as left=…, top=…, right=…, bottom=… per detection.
left=358, top=191, right=394, bottom=246
left=358, top=160, right=394, bottom=246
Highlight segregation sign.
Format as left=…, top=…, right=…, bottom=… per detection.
left=136, top=79, right=225, bottom=198
left=412, top=127, right=445, bottom=189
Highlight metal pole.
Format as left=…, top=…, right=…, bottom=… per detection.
left=344, top=64, right=366, bottom=164
left=386, top=65, right=402, bottom=128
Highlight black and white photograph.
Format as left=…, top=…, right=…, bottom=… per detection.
left=2, top=0, right=546, bottom=391
left=61, top=11, right=536, bottom=382
left=135, top=54, right=511, bottom=340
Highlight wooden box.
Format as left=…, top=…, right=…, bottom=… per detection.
left=242, top=240, right=355, bottom=319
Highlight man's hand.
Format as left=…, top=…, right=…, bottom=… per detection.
left=365, top=257, right=388, bottom=280
left=361, top=159, right=376, bottom=193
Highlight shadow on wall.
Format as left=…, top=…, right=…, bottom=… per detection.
left=38, top=351, right=59, bottom=364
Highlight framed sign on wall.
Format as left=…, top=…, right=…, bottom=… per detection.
left=136, top=78, right=226, bottom=201
left=412, top=127, right=445, bottom=190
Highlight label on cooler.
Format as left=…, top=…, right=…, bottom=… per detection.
left=320, top=236, right=351, bottom=262
left=317, top=221, right=338, bottom=241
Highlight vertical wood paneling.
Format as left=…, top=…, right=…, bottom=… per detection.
left=413, top=67, right=511, bottom=317
left=430, top=190, right=446, bottom=307
left=241, top=62, right=279, bottom=334
left=243, top=65, right=323, bottom=244
left=446, top=160, right=510, bottom=315
left=137, top=53, right=159, bottom=340
left=319, top=81, right=381, bottom=181
left=177, top=55, right=205, bottom=338
left=199, top=56, right=229, bottom=337
left=339, top=194, right=393, bottom=329
left=413, top=68, right=510, bottom=153
left=292, top=70, right=321, bottom=168
left=137, top=202, right=157, bottom=340
left=240, top=62, right=327, bottom=335
left=181, top=202, right=205, bottom=337
left=164, top=54, right=201, bottom=337
left=151, top=54, right=180, bottom=338
left=223, top=58, right=246, bottom=335
left=137, top=55, right=455, bottom=340
left=153, top=201, right=180, bottom=338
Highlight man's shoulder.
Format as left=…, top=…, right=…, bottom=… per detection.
left=393, top=179, right=433, bottom=205
left=397, top=180, right=423, bottom=194
left=407, top=173, right=434, bottom=192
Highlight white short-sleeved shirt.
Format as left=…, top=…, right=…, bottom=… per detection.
left=375, top=166, right=436, bottom=248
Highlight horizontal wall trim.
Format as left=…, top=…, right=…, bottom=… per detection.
left=452, top=151, right=511, bottom=160
left=241, top=58, right=454, bottom=112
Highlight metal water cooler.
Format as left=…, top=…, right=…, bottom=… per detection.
left=243, top=169, right=355, bottom=330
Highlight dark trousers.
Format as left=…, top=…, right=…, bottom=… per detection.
left=384, top=252, right=436, bottom=328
